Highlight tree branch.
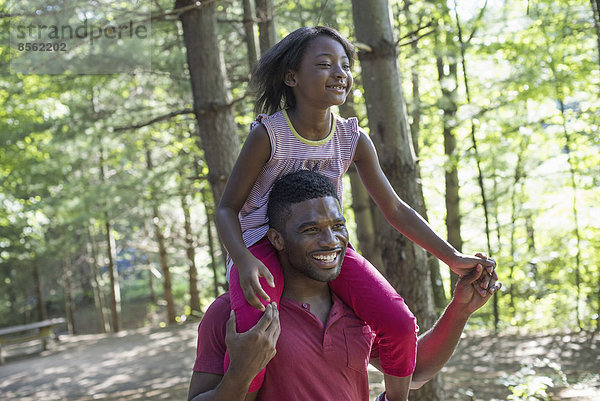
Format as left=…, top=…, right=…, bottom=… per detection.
left=113, top=109, right=194, bottom=132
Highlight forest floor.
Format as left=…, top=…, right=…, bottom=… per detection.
left=1, top=323, right=599, bottom=401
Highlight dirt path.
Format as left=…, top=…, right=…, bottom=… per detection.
left=1, top=324, right=598, bottom=400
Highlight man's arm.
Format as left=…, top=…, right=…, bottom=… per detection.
left=187, top=304, right=280, bottom=401
left=373, top=264, right=500, bottom=394
left=412, top=264, right=500, bottom=388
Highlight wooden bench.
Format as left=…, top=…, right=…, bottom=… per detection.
left=0, top=318, right=66, bottom=364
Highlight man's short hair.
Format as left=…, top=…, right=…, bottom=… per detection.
left=267, top=170, right=338, bottom=231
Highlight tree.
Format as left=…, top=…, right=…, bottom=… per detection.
left=176, top=0, right=241, bottom=205
left=350, top=0, right=443, bottom=399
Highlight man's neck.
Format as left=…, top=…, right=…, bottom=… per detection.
left=282, top=270, right=333, bottom=325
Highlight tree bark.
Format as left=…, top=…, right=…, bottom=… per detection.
left=404, top=0, right=446, bottom=310
left=181, top=189, right=201, bottom=313
left=350, top=1, right=442, bottom=399
left=435, top=30, right=462, bottom=295
left=100, top=147, right=121, bottom=333
left=33, top=258, right=47, bottom=321
left=243, top=0, right=259, bottom=68
left=146, top=149, right=177, bottom=325
left=176, top=0, right=241, bottom=205
left=63, top=257, right=75, bottom=334
left=255, top=0, right=276, bottom=55
left=338, top=95, right=384, bottom=270
left=202, top=187, right=222, bottom=297
left=87, top=225, right=109, bottom=333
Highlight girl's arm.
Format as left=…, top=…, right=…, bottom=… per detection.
left=216, top=123, right=274, bottom=310
left=352, top=132, right=495, bottom=278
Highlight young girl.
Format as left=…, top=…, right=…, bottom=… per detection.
left=216, top=26, right=496, bottom=399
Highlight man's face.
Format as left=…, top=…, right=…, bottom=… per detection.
left=271, top=196, right=349, bottom=283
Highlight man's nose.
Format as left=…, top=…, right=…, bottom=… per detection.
left=319, top=227, right=338, bottom=247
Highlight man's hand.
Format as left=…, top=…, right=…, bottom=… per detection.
left=237, top=255, right=276, bottom=311
left=453, top=263, right=501, bottom=315
left=225, top=303, right=280, bottom=381
left=448, top=252, right=498, bottom=296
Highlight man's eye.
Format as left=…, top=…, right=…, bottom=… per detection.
left=343, top=65, right=351, bottom=70
left=303, top=227, right=318, bottom=233
left=334, top=223, right=346, bottom=230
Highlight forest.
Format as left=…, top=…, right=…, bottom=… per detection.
left=0, top=0, right=599, bottom=399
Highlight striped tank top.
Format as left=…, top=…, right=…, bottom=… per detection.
left=226, top=109, right=361, bottom=276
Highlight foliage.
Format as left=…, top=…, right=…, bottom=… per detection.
left=0, top=0, right=598, bottom=334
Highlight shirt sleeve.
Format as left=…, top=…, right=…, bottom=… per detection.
left=192, top=293, right=231, bottom=374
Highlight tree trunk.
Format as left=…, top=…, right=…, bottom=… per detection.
left=176, top=0, right=241, bottom=205
left=338, top=95, right=384, bottom=270
left=350, top=1, right=442, bottom=399
left=202, top=187, right=222, bottom=297
left=33, top=258, right=47, bottom=321
left=181, top=190, right=201, bottom=313
left=104, top=218, right=121, bottom=332
left=146, top=149, right=177, bottom=325
left=63, top=257, right=75, bottom=334
left=435, top=35, right=462, bottom=295
left=100, top=147, right=121, bottom=333
left=243, top=0, right=259, bottom=68
left=87, top=225, right=109, bottom=333
left=404, top=0, right=446, bottom=310
left=255, top=0, right=276, bottom=55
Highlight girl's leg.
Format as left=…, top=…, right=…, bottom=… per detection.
left=224, top=237, right=284, bottom=393
left=329, top=246, right=418, bottom=378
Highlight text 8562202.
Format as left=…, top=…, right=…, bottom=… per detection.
left=17, top=42, right=67, bottom=52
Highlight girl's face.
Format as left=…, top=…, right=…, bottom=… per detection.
left=285, top=35, right=353, bottom=110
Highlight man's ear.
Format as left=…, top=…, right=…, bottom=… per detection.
left=284, top=70, right=297, bottom=87
left=267, top=228, right=285, bottom=251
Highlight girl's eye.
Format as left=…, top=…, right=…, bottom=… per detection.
left=318, top=63, right=331, bottom=67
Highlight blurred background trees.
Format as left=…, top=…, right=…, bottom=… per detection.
left=1, top=0, right=598, bottom=343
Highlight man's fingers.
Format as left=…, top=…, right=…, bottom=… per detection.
left=474, top=252, right=496, bottom=274
left=266, top=303, right=281, bottom=342
left=226, top=310, right=237, bottom=335
left=464, top=264, right=484, bottom=284
left=253, top=304, right=275, bottom=332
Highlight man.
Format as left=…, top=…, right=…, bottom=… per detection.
left=188, top=170, right=500, bottom=401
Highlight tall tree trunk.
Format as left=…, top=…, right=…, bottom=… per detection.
left=558, top=98, right=583, bottom=331
left=243, top=0, right=259, bottom=68
left=350, top=1, right=442, bottom=400
left=63, top=257, right=75, bottom=334
left=104, top=218, right=121, bottom=332
left=176, top=0, right=241, bottom=205
left=255, top=0, right=276, bottom=55
left=404, top=0, right=446, bottom=310
left=100, top=148, right=121, bottom=333
left=435, top=35, right=462, bottom=295
left=181, top=189, right=201, bottom=313
left=202, top=187, right=222, bottom=297
left=146, top=149, right=177, bottom=325
left=454, top=3, right=498, bottom=330
left=339, top=95, right=384, bottom=270
left=33, top=258, right=47, bottom=321
left=87, top=225, right=109, bottom=333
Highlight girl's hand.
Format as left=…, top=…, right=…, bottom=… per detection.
left=449, top=252, right=497, bottom=296
left=237, top=255, right=276, bottom=311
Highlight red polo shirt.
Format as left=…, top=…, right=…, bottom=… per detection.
left=193, top=292, right=379, bottom=400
